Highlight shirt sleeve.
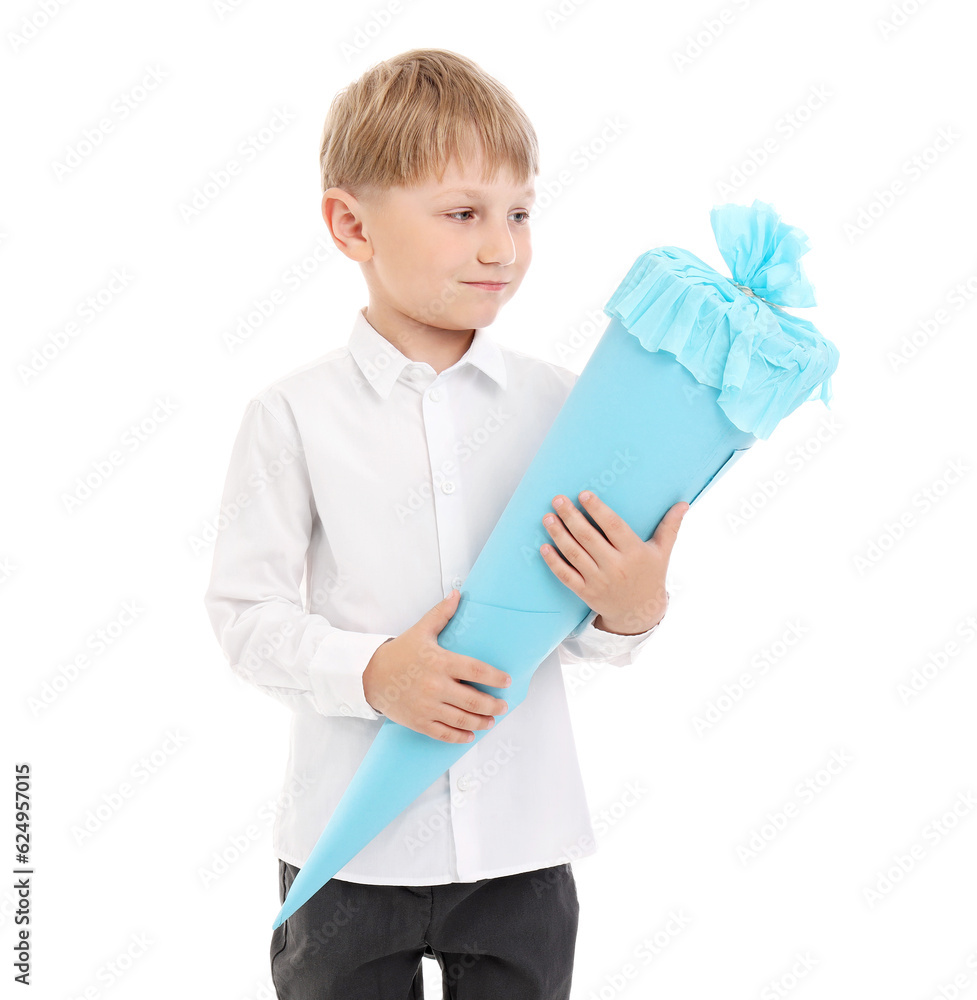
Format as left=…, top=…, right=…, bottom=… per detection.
left=557, top=592, right=668, bottom=668
left=202, top=398, right=394, bottom=720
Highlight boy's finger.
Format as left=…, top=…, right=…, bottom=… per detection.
left=462, top=655, right=511, bottom=691
left=449, top=680, right=508, bottom=721
left=427, top=589, right=459, bottom=633
left=443, top=700, right=499, bottom=733
left=650, top=502, right=689, bottom=558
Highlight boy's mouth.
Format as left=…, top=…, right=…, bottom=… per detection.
left=462, top=281, right=508, bottom=291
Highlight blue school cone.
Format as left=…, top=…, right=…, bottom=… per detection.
left=272, top=199, right=840, bottom=929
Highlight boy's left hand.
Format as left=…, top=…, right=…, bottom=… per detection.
left=540, top=491, right=690, bottom=635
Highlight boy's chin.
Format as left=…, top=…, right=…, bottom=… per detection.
left=432, top=306, right=504, bottom=332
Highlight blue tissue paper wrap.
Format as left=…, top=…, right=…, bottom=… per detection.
left=271, top=199, right=840, bottom=929
left=606, top=200, right=836, bottom=440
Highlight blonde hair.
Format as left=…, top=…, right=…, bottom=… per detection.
left=319, top=48, right=538, bottom=200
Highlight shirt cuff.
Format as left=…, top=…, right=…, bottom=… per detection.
left=578, top=613, right=662, bottom=652
left=560, top=591, right=668, bottom=665
left=308, top=631, right=396, bottom=720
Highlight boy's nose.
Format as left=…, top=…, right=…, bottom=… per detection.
left=478, top=222, right=517, bottom=267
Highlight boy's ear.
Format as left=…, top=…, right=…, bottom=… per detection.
left=322, top=187, right=372, bottom=262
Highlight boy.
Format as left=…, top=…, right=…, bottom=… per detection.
left=203, top=48, right=687, bottom=999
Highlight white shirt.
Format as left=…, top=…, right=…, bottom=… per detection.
left=203, top=306, right=664, bottom=885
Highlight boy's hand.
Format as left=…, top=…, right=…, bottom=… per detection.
left=540, top=492, right=689, bottom=635
left=362, top=590, right=512, bottom=744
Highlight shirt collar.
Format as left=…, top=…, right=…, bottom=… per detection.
left=348, top=307, right=508, bottom=399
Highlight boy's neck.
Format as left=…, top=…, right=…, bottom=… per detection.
left=363, top=304, right=475, bottom=376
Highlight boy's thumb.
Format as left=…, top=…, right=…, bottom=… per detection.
left=427, top=589, right=459, bottom=631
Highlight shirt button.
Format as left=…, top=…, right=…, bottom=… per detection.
left=428, top=388, right=441, bottom=402
left=451, top=576, right=463, bottom=590
left=406, top=368, right=422, bottom=380
left=441, top=481, right=455, bottom=495
left=457, top=774, right=470, bottom=792
left=339, top=703, right=351, bottom=716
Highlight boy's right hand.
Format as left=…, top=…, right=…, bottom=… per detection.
left=362, top=590, right=512, bottom=744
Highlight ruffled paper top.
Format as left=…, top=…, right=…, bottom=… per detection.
left=603, top=199, right=839, bottom=440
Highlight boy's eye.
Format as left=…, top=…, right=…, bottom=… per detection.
left=446, top=210, right=531, bottom=223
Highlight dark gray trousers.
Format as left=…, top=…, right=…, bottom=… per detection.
left=270, top=858, right=579, bottom=999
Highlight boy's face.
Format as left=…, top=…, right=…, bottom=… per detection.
left=328, top=149, right=535, bottom=338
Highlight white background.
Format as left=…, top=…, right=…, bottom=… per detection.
left=4, top=0, right=976, bottom=997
